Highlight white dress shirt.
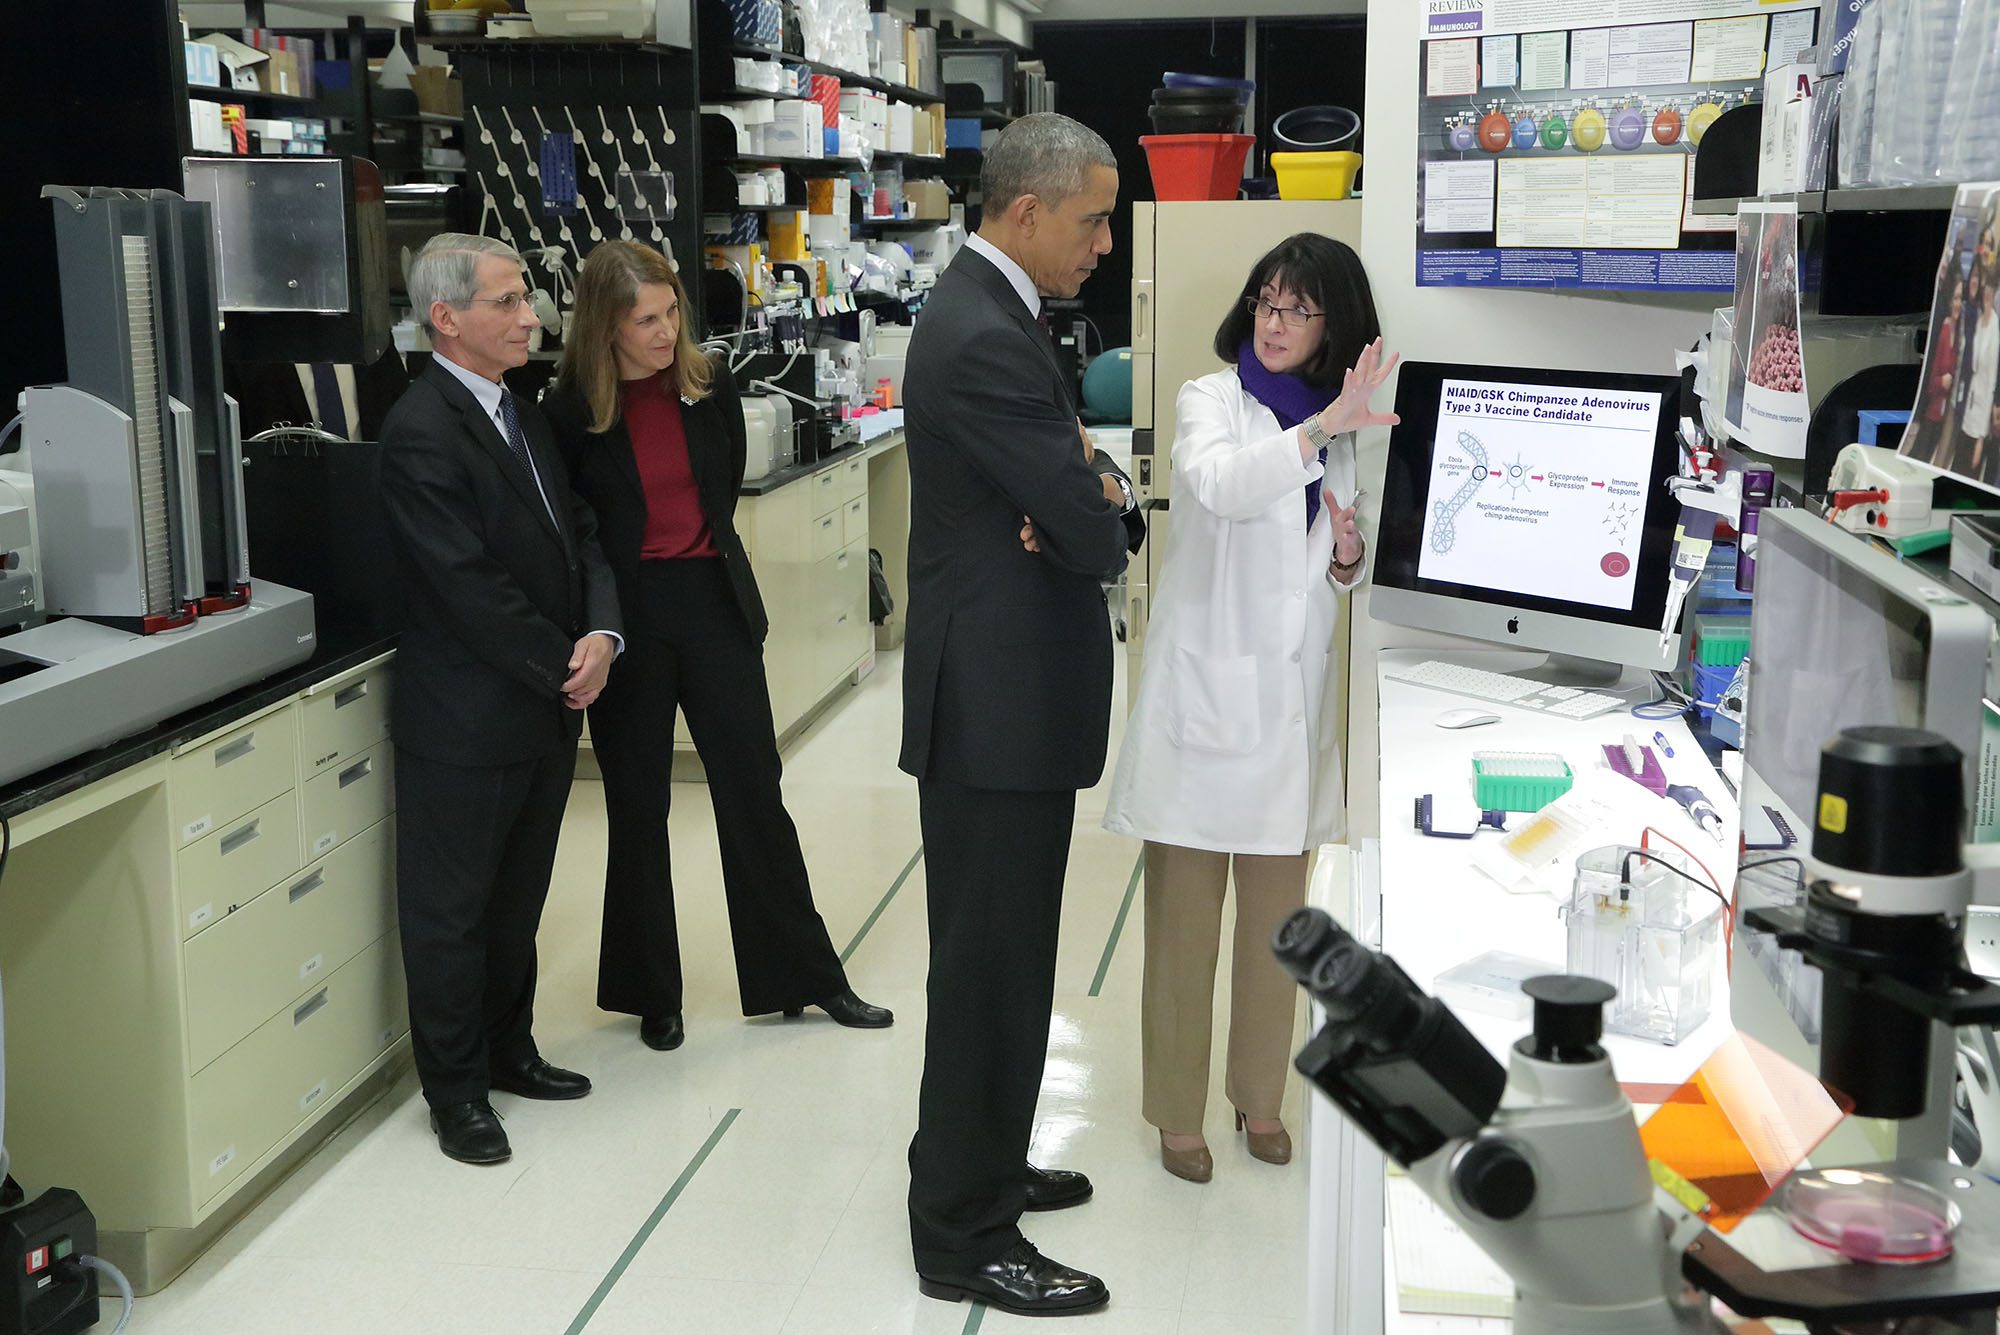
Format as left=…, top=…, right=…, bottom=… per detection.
left=964, top=232, right=1040, bottom=321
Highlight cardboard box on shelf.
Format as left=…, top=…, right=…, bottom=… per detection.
left=904, top=180, right=949, bottom=219
left=839, top=87, right=889, bottom=131
left=185, top=41, right=222, bottom=88
left=259, top=48, right=301, bottom=96
left=406, top=64, right=462, bottom=117
left=767, top=209, right=810, bottom=261
left=887, top=100, right=913, bottom=153
left=766, top=100, right=822, bottom=157
left=199, top=32, right=268, bottom=91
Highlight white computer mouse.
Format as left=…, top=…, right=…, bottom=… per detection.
left=1434, top=707, right=1502, bottom=729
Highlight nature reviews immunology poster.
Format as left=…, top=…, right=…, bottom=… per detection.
left=1415, top=0, right=1821, bottom=292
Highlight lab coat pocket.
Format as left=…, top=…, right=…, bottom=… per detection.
left=1166, top=648, right=1262, bottom=754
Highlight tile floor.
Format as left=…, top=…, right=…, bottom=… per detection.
left=126, top=647, right=1310, bottom=1334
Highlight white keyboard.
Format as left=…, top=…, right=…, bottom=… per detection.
left=1384, top=659, right=1627, bottom=720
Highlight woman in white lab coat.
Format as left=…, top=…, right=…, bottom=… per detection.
left=1103, top=234, right=1394, bottom=1183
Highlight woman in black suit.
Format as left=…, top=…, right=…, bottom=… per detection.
left=543, top=239, right=890, bottom=1050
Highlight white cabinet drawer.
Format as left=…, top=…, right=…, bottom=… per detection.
left=299, top=741, right=394, bottom=862
left=812, top=540, right=868, bottom=620
left=841, top=495, right=867, bottom=548
left=187, top=931, right=407, bottom=1207
left=837, top=453, right=866, bottom=504
left=809, top=465, right=841, bottom=512
left=297, top=664, right=392, bottom=778
left=809, top=506, right=843, bottom=562
left=176, top=794, right=303, bottom=941
left=171, top=713, right=297, bottom=847
left=184, top=817, right=397, bottom=1072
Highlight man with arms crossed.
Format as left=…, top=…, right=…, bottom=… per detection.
left=901, top=114, right=1143, bottom=1316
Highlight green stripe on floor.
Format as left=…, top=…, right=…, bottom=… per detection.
left=1088, top=850, right=1146, bottom=997
left=566, top=1107, right=740, bottom=1334
left=840, top=843, right=924, bottom=964
left=961, top=1300, right=987, bottom=1333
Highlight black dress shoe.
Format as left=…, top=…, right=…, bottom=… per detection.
left=1022, top=1162, right=1093, bottom=1211
left=489, top=1055, right=592, bottom=1101
left=782, top=987, right=894, bottom=1028
left=918, top=1239, right=1108, bottom=1316
left=640, top=1012, right=685, bottom=1051
left=430, top=1100, right=511, bottom=1165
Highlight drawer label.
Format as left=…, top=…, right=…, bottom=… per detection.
left=299, top=1080, right=327, bottom=1112
left=300, top=953, right=324, bottom=982
left=313, top=830, right=338, bottom=856
left=208, top=1145, right=236, bottom=1176
left=188, top=903, right=214, bottom=932
left=183, top=813, right=214, bottom=843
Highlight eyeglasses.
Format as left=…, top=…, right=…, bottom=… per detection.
left=1244, top=296, right=1323, bottom=330
left=464, top=292, right=530, bottom=314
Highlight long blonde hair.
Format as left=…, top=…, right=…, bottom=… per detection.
left=556, top=239, right=714, bottom=434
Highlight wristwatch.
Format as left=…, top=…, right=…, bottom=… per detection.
left=1303, top=413, right=1336, bottom=453
left=1109, top=472, right=1136, bottom=513
left=1331, top=537, right=1364, bottom=574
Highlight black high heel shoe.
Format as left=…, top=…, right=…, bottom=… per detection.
left=783, top=987, right=894, bottom=1028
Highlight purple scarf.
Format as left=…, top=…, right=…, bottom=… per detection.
left=1235, top=338, right=1337, bottom=528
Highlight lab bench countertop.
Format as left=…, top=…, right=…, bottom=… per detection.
left=0, top=622, right=398, bottom=824
left=738, top=425, right=903, bottom=496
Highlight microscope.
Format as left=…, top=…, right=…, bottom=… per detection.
left=1279, top=723, right=2000, bottom=1334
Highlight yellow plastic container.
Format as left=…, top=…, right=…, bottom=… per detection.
left=1270, top=151, right=1361, bottom=200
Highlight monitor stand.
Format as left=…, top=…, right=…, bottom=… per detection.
left=1509, top=652, right=1625, bottom=689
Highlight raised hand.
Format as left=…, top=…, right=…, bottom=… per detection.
left=1315, top=338, right=1401, bottom=440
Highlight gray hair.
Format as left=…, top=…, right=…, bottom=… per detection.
left=980, top=113, right=1116, bottom=215
left=408, top=232, right=524, bottom=333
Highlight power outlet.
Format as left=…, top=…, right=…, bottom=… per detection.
left=0, top=1188, right=96, bottom=1335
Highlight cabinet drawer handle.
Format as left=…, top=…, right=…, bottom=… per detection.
left=337, top=757, right=373, bottom=788
left=836, top=554, right=848, bottom=570
left=294, top=988, right=330, bottom=1026
left=333, top=680, right=370, bottom=709
left=819, top=516, right=834, bottom=529
left=288, top=869, right=327, bottom=904
left=219, top=819, right=262, bottom=857
left=214, top=735, right=256, bottom=766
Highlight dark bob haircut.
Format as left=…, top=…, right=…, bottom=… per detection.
left=1211, top=233, right=1381, bottom=390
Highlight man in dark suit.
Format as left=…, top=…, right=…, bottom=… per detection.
left=901, top=113, right=1143, bottom=1317
left=378, top=233, right=622, bottom=1166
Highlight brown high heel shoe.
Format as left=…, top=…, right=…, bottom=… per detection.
left=1234, top=1110, right=1292, bottom=1165
left=1158, top=1131, right=1212, bottom=1183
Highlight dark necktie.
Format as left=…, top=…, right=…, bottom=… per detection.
left=498, top=388, right=556, bottom=526
left=310, top=362, right=349, bottom=439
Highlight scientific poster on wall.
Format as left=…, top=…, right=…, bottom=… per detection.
left=1727, top=201, right=1809, bottom=458
left=1901, top=183, right=2000, bottom=485
left=1416, top=0, right=1821, bottom=292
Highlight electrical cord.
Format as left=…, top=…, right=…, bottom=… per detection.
left=0, top=413, right=22, bottom=460
left=69, top=1255, right=133, bottom=1334
left=1629, top=669, right=1695, bottom=721
left=1622, top=845, right=1733, bottom=926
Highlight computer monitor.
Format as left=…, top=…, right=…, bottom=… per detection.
left=1371, top=360, right=1687, bottom=684
left=1732, top=506, right=1997, bottom=1163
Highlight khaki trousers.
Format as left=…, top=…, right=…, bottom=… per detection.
left=1140, top=840, right=1307, bottom=1135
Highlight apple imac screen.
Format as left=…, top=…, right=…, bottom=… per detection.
left=1372, top=361, right=1686, bottom=676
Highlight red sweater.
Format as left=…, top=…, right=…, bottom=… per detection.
left=621, top=375, right=716, bottom=559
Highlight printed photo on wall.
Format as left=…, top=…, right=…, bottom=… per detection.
left=1901, top=183, right=2000, bottom=486
left=1727, top=201, right=1808, bottom=458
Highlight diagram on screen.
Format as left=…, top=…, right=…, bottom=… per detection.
left=1602, top=500, right=1635, bottom=545
left=1429, top=430, right=1490, bottom=554
left=1418, top=380, right=1661, bottom=612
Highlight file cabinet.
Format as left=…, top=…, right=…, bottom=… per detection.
left=0, top=651, right=404, bottom=1292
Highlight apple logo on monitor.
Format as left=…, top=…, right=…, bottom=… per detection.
left=1507, top=616, right=1520, bottom=634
